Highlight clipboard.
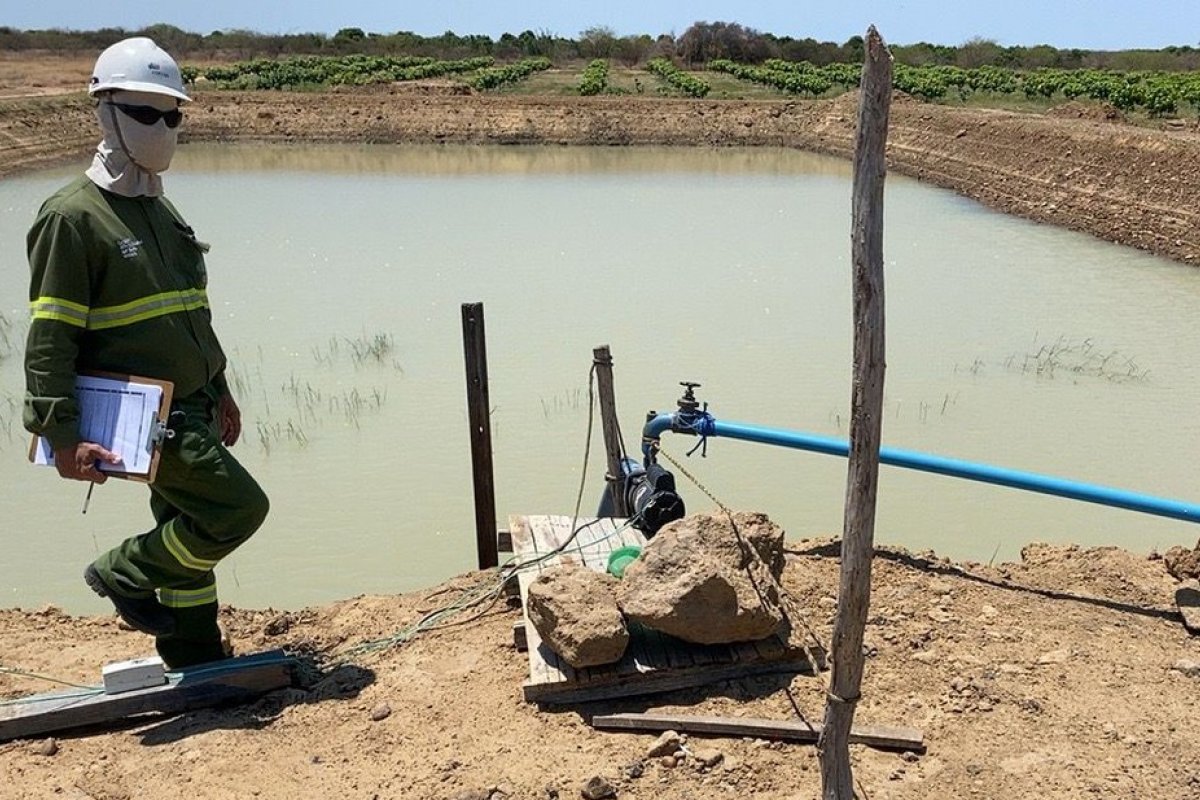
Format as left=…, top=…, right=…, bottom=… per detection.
left=28, top=371, right=175, bottom=484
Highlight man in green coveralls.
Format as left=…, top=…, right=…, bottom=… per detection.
left=23, top=38, right=269, bottom=668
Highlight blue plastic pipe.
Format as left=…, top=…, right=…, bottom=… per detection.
left=642, top=412, right=1200, bottom=524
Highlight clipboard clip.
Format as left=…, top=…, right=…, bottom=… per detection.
left=151, top=419, right=176, bottom=444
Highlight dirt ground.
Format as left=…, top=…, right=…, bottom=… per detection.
left=3, top=55, right=1200, bottom=799
left=2, top=539, right=1199, bottom=799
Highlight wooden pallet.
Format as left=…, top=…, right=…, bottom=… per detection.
left=511, top=515, right=824, bottom=704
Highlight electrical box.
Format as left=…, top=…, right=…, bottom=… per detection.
left=101, top=656, right=167, bottom=694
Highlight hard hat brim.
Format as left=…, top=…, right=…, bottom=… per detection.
left=89, top=80, right=192, bottom=102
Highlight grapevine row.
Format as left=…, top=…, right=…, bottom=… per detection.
left=191, top=55, right=495, bottom=90
left=578, top=59, right=609, bottom=96
left=712, top=58, right=1200, bottom=115
left=471, top=57, right=552, bottom=90
left=646, top=57, right=710, bottom=98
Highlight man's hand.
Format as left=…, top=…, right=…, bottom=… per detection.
left=217, top=393, right=242, bottom=447
left=54, top=442, right=120, bottom=483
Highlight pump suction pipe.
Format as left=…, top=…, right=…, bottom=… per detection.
left=642, top=384, right=1200, bottom=525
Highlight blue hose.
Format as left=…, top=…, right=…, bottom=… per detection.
left=642, top=412, right=1200, bottom=524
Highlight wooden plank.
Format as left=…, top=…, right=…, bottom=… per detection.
left=0, top=650, right=295, bottom=742
left=1177, top=584, right=1200, bottom=634
left=525, top=653, right=818, bottom=705
left=591, top=712, right=924, bottom=753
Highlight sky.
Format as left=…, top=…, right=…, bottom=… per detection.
left=4, top=0, right=1198, bottom=51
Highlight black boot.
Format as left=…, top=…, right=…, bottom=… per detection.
left=155, top=602, right=229, bottom=669
left=84, top=564, right=175, bottom=636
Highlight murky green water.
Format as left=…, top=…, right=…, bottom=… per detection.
left=2, top=143, right=1199, bottom=613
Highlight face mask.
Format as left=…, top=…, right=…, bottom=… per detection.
left=100, top=91, right=180, bottom=173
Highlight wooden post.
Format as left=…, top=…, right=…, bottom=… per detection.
left=461, top=302, right=498, bottom=569
left=819, top=26, right=892, bottom=800
left=593, top=345, right=629, bottom=517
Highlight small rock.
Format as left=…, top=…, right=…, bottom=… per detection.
left=263, top=613, right=292, bottom=636
left=622, top=761, right=644, bottom=780
left=693, top=748, right=724, bottom=768
left=450, top=792, right=488, bottom=800
left=31, top=738, right=58, bottom=757
left=1037, top=649, right=1070, bottom=665
left=818, top=596, right=837, bottom=609
left=979, top=604, right=998, bottom=619
left=901, top=751, right=920, bottom=763
left=370, top=703, right=392, bottom=721
left=660, top=755, right=679, bottom=769
left=581, top=775, right=617, bottom=800
left=646, top=730, right=682, bottom=758
left=1171, top=660, right=1200, bottom=678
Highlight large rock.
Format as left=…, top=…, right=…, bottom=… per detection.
left=1164, top=541, right=1200, bottom=580
left=525, top=565, right=629, bottom=668
left=617, top=511, right=787, bottom=645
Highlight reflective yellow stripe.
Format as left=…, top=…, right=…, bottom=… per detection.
left=88, top=289, right=209, bottom=331
left=162, top=520, right=219, bottom=572
left=159, top=585, right=218, bottom=608
left=30, top=296, right=89, bottom=328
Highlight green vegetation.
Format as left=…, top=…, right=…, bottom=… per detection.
left=7, top=20, right=1197, bottom=116
left=711, top=58, right=1200, bottom=115
left=4, top=22, right=1198, bottom=75
left=578, top=59, right=610, bottom=95
left=647, top=57, right=711, bottom=98
left=471, top=57, right=551, bottom=90
left=193, top=55, right=494, bottom=89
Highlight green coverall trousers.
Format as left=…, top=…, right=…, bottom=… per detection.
left=91, top=386, right=269, bottom=668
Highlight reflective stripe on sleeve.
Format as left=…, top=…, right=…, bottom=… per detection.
left=159, top=584, right=218, bottom=608
left=88, top=289, right=209, bottom=331
left=30, top=296, right=89, bottom=328
left=162, top=519, right=220, bottom=572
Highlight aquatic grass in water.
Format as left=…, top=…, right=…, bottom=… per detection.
left=539, top=387, right=583, bottom=420
left=1003, top=335, right=1149, bottom=383
left=952, top=335, right=1149, bottom=384
left=231, top=331, right=400, bottom=453
left=312, top=332, right=404, bottom=371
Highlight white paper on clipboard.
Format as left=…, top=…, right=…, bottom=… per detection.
left=32, top=375, right=165, bottom=478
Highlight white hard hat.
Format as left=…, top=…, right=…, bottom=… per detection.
left=89, top=37, right=191, bottom=102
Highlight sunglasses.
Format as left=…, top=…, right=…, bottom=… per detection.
left=110, top=102, right=183, bottom=129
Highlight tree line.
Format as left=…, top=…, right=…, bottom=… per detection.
left=2, top=21, right=1197, bottom=72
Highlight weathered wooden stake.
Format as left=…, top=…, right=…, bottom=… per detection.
left=462, top=302, right=498, bottom=569
left=819, top=26, right=892, bottom=800
left=593, top=345, right=629, bottom=517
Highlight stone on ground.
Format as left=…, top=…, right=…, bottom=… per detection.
left=617, top=511, right=787, bottom=645
left=525, top=565, right=629, bottom=668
